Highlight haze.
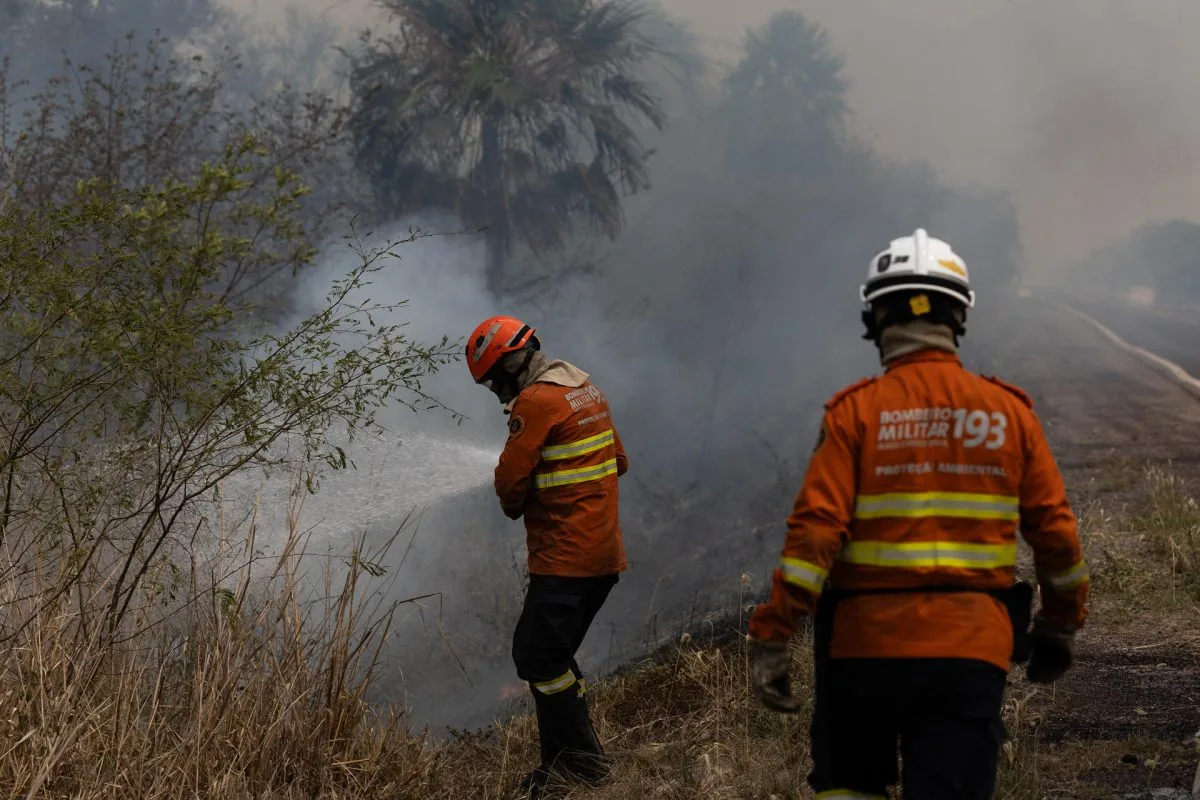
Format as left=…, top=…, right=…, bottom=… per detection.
left=234, top=0, right=1200, bottom=274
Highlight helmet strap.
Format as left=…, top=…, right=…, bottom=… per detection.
left=486, top=346, right=538, bottom=405
left=861, top=308, right=881, bottom=343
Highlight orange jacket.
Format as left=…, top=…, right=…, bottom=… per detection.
left=748, top=350, right=1089, bottom=671
left=495, top=364, right=628, bottom=577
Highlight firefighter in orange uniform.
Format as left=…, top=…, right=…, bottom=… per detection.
left=466, top=316, right=627, bottom=799
left=747, top=229, right=1090, bottom=799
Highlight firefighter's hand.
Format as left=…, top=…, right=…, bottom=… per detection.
left=1026, top=617, right=1075, bottom=684
left=748, top=638, right=800, bottom=714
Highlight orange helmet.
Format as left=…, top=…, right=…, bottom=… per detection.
left=466, top=316, right=537, bottom=382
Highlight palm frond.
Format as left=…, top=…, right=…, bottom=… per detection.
left=350, top=0, right=669, bottom=279
left=510, top=158, right=621, bottom=254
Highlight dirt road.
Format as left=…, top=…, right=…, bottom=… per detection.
left=1054, top=291, right=1200, bottom=381
left=974, top=296, right=1200, bottom=798
left=974, top=295, right=1200, bottom=467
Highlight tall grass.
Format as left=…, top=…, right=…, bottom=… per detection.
left=0, top=484, right=442, bottom=799
left=0, top=461, right=1194, bottom=798
left=1139, top=466, right=1200, bottom=597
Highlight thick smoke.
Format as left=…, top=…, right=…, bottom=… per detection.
left=652, top=0, right=1200, bottom=275
left=12, top=0, right=1199, bottom=733
left=260, top=0, right=1200, bottom=274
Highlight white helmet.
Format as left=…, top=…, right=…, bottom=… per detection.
left=860, top=228, right=975, bottom=308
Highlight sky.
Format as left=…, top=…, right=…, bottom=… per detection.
left=232, top=0, right=1200, bottom=273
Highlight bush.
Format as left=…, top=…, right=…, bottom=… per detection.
left=0, top=113, right=461, bottom=793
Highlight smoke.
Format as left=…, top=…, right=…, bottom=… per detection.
left=643, top=0, right=1200, bottom=275
left=241, top=0, right=1200, bottom=273
left=14, top=0, right=1200, bottom=731
left=256, top=191, right=884, bottom=732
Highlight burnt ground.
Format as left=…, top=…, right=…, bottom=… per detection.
left=975, top=296, right=1200, bottom=798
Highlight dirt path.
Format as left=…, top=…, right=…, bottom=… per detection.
left=976, top=296, right=1200, bottom=465
left=1050, top=290, right=1200, bottom=381
left=976, top=297, right=1200, bottom=798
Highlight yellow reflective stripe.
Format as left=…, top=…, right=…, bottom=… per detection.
left=541, top=429, right=615, bottom=461
left=534, top=458, right=619, bottom=489
left=816, top=791, right=888, bottom=800
left=840, top=540, right=1017, bottom=569
left=855, top=491, right=1019, bottom=521
left=531, top=670, right=577, bottom=695
left=1049, top=559, right=1089, bottom=591
left=780, top=557, right=827, bottom=593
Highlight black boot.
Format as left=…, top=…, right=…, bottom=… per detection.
left=516, top=765, right=551, bottom=799
left=532, top=686, right=611, bottom=787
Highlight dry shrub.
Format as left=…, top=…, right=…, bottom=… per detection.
left=0, top=511, right=442, bottom=798
left=417, top=632, right=816, bottom=800
left=1138, top=466, right=1200, bottom=598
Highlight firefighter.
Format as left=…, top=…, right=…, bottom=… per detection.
left=466, top=316, right=628, bottom=799
left=746, top=229, right=1090, bottom=799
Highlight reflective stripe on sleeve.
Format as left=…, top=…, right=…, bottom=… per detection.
left=1048, top=559, right=1089, bottom=591
left=855, top=491, right=1019, bottom=521
left=533, top=458, right=619, bottom=489
left=780, top=557, right=827, bottom=593
left=839, top=540, right=1017, bottom=570
left=531, top=670, right=578, bottom=695
left=541, top=429, right=615, bottom=461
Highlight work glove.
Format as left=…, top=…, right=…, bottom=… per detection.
left=748, top=639, right=800, bottom=714
left=1025, top=616, right=1075, bottom=684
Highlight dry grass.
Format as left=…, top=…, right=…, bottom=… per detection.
left=408, top=460, right=1200, bottom=800
left=0, top=526, right=438, bottom=798
left=2, top=459, right=1197, bottom=798
left=426, top=636, right=816, bottom=800
left=1135, top=466, right=1200, bottom=600
left=989, top=462, right=1200, bottom=799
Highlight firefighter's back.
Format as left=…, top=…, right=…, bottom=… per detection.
left=829, top=350, right=1040, bottom=669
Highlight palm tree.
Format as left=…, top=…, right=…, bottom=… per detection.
left=724, top=10, right=848, bottom=178
left=348, top=0, right=667, bottom=293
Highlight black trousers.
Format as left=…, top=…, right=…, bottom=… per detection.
left=809, top=657, right=1008, bottom=799
left=512, top=573, right=617, bottom=687
left=512, top=574, right=618, bottom=779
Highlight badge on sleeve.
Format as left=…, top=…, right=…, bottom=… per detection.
left=508, top=414, right=524, bottom=438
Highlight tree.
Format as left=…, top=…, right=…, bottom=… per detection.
left=1075, top=220, right=1200, bottom=305
left=723, top=10, right=848, bottom=178
left=0, top=137, right=457, bottom=644
left=1, top=36, right=350, bottom=318
left=347, top=0, right=667, bottom=293
left=0, top=0, right=220, bottom=86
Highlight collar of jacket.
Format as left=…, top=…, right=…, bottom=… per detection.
left=883, top=348, right=963, bottom=372
left=529, top=359, right=589, bottom=388
left=503, top=359, right=590, bottom=414
left=879, top=319, right=959, bottom=368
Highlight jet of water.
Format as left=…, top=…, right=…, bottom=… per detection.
left=208, top=429, right=501, bottom=555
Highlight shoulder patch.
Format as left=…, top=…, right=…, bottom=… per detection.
left=983, top=375, right=1034, bottom=408
left=824, top=377, right=877, bottom=411
left=508, top=414, right=525, bottom=437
